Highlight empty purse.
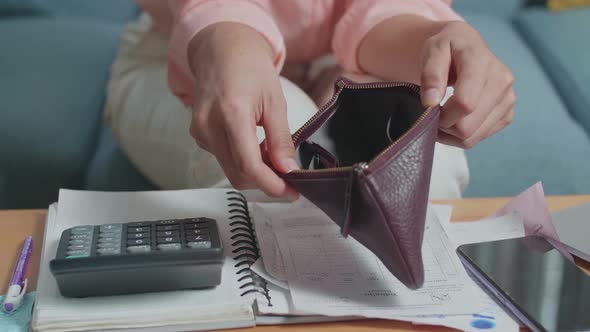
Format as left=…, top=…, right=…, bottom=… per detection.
left=281, top=78, right=440, bottom=289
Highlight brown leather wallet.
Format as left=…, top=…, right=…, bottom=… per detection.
left=281, top=78, right=440, bottom=289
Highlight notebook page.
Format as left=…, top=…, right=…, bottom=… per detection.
left=262, top=203, right=477, bottom=319
left=249, top=204, right=287, bottom=282
left=33, top=189, right=254, bottom=331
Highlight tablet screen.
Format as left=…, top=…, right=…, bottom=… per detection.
left=458, top=237, right=590, bottom=332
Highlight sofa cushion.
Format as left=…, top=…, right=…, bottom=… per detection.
left=459, top=11, right=590, bottom=196
left=85, top=127, right=156, bottom=191
left=0, top=18, right=124, bottom=208
left=0, top=0, right=138, bottom=23
left=452, top=0, right=527, bottom=19
left=516, top=7, right=590, bottom=137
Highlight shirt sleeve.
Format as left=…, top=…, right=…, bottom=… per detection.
left=332, top=0, right=463, bottom=74
left=166, top=0, right=286, bottom=106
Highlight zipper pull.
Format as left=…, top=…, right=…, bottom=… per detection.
left=341, top=162, right=368, bottom=238
left=354, top=162, right=369, bottom=173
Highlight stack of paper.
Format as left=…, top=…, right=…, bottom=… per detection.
left=249, top=200, right=520, bottom=331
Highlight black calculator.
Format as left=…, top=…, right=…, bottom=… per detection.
left=50, top=218, right=224, bottom=297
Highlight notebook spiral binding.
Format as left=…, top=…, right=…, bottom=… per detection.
left=226, top=191, right=273, bottom=306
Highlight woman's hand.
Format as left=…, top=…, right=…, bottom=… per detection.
left=419, top=21, right=515, bottom=149
left=188, top=22, right=298, bottom=199
left=359, top=17, right=515, bottom=149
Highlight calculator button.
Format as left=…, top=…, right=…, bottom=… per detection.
left=100, top=224, right=123, bottom=233
left=69, top=239, right=92, bottom=245
left=127, top=232, right=150, bottom=239
left=183, top=223, right=208, bottom=230
left=66, top=254, right=90, bottom=259
left=68, top=244, right=91, bottom=250
left=185, top=229, right=209, bottom=236
left=157, top=225, right=179, bottom=231
left=157, top=220, right=178, bottom=225
left=70, top=234, right=92, bottom=240
left=98, top=241, right=120, bottom=248
left=127, top=245, right=152, bottom=253
left=157, top=243, right=182, bottom=251
left=156, top=230, right=179, bottom=237
left=127, top=239, right=150, bottom=246
left=98, top=242, right=120, bottom=249
left=127, top=222, right=151, bottom=227
left=187, top=241, right=211, bottom=249
left=66, top=249, right=91, bottom=256
left=97, top=247, right=121, bottom=255
left=186, top=234, right=211, bottom=242
left=157, top=236, right=180, bottom=244
left=185, top=218, right=210, bottom=224
left=128, top=226, right=150, bottom=233
left=99, top=236, right=121, bottom=243
left=71, top=226, right=94, bottom=235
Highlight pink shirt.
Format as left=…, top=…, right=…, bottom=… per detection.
left=137, top=0, right=462, bottom=106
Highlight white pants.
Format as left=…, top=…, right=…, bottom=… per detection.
left=104, top=15, right=469, bottom=199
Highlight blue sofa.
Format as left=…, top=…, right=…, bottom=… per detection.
left=1, top=0, right=589, bottom=208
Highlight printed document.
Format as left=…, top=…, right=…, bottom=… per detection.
left=263, top=203, right=477, bottom=318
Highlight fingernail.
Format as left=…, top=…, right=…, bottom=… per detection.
left=279, top=158, right=299, bottom=173
left=423, top=88, right=441, bottom=107
left=285, top=189, right=300, bottom=202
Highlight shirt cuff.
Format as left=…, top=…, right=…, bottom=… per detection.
left=332, top=0, right=463, bottom=74
left=168, top=1, right=286, bottom=106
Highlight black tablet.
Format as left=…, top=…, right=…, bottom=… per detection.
left=457, top=236, right=590, bottom=332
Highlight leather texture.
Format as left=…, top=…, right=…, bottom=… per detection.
left=282, top=79, right=440, bottom=289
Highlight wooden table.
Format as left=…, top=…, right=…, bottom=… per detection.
left=2, top=196, right=589, bottom=332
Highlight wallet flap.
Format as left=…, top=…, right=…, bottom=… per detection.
left=352, top=108, right=440, bottom=288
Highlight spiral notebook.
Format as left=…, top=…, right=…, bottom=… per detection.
left=33, top=188, right=328, bottom=332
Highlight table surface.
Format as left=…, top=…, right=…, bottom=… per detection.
left=2, top=195, right=589, bottom=332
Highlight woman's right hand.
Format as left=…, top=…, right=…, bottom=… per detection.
left=188, top=22, right=299, bottom=200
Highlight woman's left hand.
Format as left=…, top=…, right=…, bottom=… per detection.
left=419, top=21, right=515, bottom=149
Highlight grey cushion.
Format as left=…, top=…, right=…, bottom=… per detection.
left=0, top=18, right=123, bottom=208
left=460, top=12, right=590, bottom=196
left=516, top=7, right=590, bottom=137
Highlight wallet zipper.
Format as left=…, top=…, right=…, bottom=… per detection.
left=288, top=79, right=433, bottom=177
left=341, top=162, right=369, bottom=237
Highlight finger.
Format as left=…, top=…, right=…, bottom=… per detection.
left=451, top=88, right=515, bottom=149
left=488, top=108, right=514, bottom=138
left=439, top=48, right=489, bottom=129
left=224, top=106, right=298, bottom=199
left=211, top=130, right=248, bottom=188
left=190, top=100, right=214, bottom=152
left=436, top=130, right=464, bottom=148
left=420, top=37, right=452, bottom=107
left=261, top=90, right=299, bottom=174
left=441, top=74, right=508, bottom=141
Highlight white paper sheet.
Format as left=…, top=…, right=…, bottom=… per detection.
left=251, top=200, right=518, bottom=331
left=442, top=213, right=525, bottom=246
left=552, top=202, right=590, bottom=262
left=250, top=259, right=289, bottom=290
left=265, top=203, right=476, bottom=318
left=249, top=204, right=287, bottom=282
left=423, top=210, right=523, bottom=331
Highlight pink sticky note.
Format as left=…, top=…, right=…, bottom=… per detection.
left=493, top=182, right=573, bottom=261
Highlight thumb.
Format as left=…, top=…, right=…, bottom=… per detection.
left=420, top=38, right=452, bottom=107
left=262, top=94, right=298, bottom=174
